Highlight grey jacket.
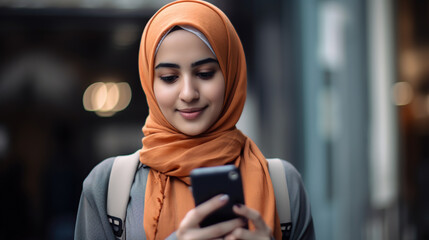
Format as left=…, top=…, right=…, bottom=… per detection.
left=74, top=152, right=315, bottom=239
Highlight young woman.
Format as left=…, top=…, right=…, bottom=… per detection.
left=75, top=1, right=315, bottom=239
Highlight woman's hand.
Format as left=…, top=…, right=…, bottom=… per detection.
left=177, top=194, right=246, bottom=240
left=224, top=204, right=272, bottom=240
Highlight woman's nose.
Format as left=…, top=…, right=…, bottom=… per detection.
left=179, top=76, right=199, bottom=102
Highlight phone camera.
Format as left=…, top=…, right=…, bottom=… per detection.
left=228, top=171, right=239, bottom=181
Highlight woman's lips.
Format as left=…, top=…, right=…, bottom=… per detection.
left=178, top=107, right=207, bottom=120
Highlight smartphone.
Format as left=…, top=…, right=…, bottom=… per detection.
left=190, top=165, right=246, bottom=228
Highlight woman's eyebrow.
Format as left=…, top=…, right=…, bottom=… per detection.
left=191, top=58, right=219, bottom=68
left=155, top=63, right=180, bottom=69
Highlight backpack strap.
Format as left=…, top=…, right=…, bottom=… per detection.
left=107, top=151, right=141, bottom=240
left=267, top=158, right=292, bottom=240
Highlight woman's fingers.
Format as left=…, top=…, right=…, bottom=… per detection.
left=178, top=197, right=272, bottom=239
left=233, top=204, right=272, bottom=236
left=225, top=227, right=272, bottom=240
left=178, top=216, right=245, bottom=240
left=194, top=218, right=246, bottom=239
left=224, top=227, right=254, bottom=240
left=179, top=194, right=229, bottom=229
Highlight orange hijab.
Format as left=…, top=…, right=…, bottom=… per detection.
left=138, top=0, right=281, bottom=239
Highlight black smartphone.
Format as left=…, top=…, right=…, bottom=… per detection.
left=190, top=165, right=245, bottom=228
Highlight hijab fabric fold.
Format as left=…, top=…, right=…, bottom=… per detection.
left=138, top=1, right=281, bottom=239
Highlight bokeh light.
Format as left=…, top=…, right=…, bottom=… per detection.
left=392, top=81, right=413, bottom=106
left=83, top=81, right=132, bottom=117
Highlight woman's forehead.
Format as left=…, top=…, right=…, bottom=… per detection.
left=155, top=25, right=216, bottom=59
left=155, top=30, right=216, bottom=64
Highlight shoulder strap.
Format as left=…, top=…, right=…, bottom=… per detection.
left=267, top=158, right=292, bottom=240
left=107, top=151, right=141, bottom=239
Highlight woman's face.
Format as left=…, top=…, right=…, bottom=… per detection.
left=153, top=30, right=225, bottom=136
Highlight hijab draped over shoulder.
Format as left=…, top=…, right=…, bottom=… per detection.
left=138, top=0, right=281, bottom=239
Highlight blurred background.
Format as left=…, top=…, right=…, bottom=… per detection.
left=0, top=0, right=428, bottom=239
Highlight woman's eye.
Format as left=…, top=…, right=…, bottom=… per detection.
left=160, top=75, right=178, bottom=83
left=197, top=71, right=215, bottom=80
